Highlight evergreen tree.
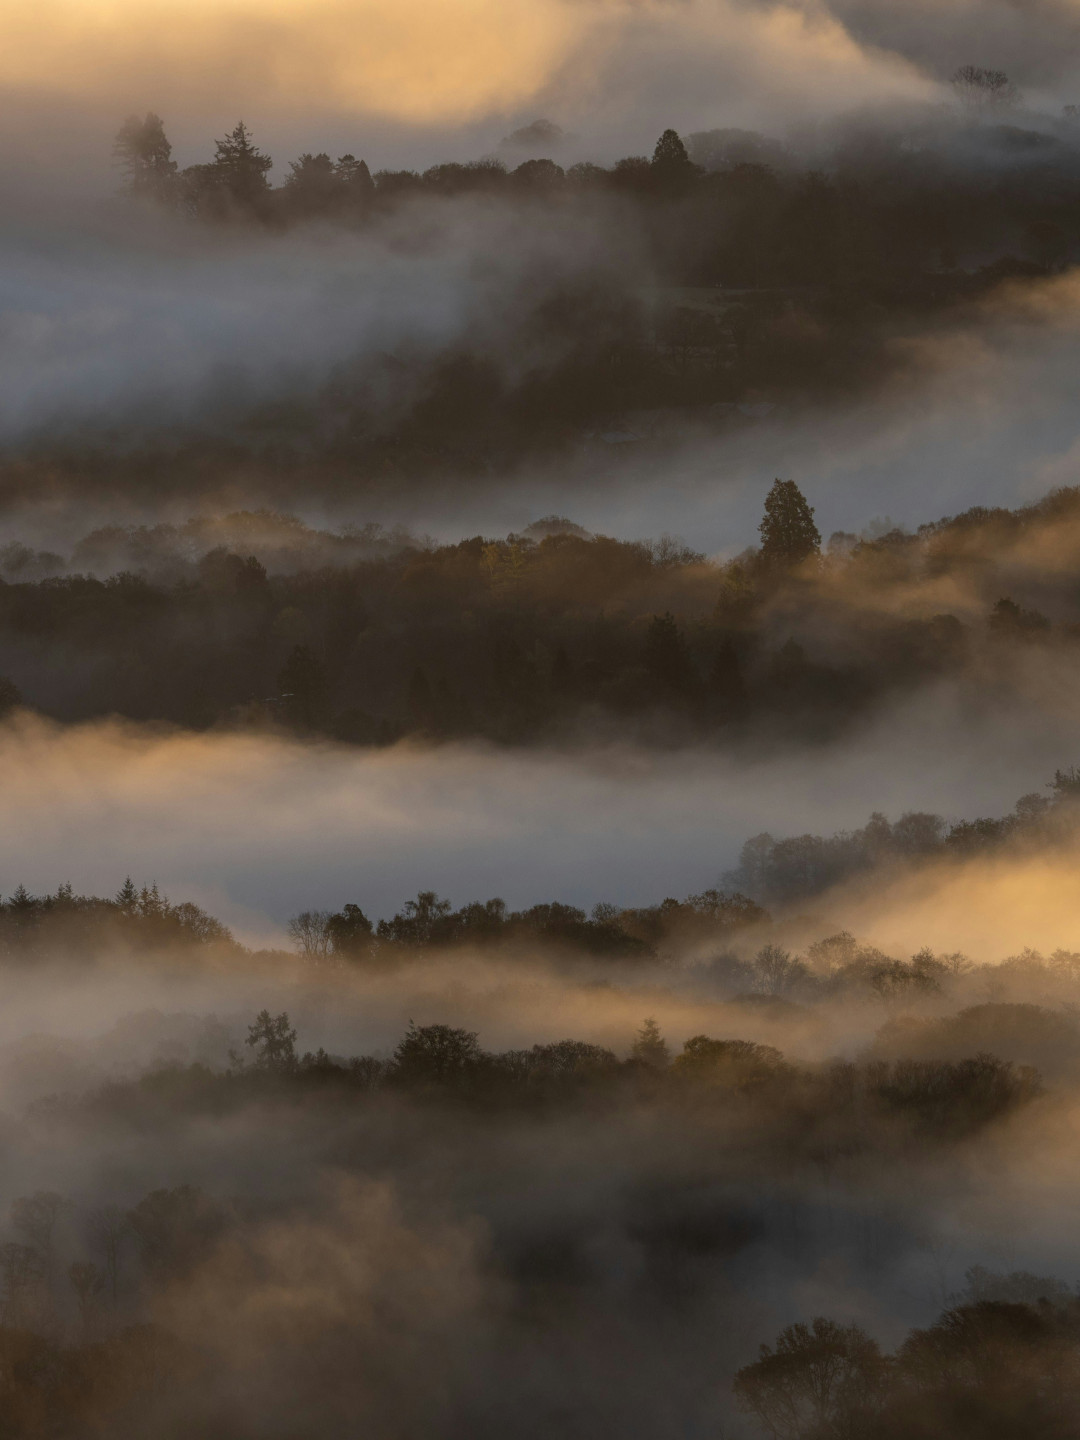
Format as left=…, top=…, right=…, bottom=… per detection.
left=115, top=878, right=138, bottom=913
left=336, top=155, right=376, bottom=200
left=651, top=129, right=695, bottom=190
left=758, top=479, right=821, bottom=570
left=212, top=121, right=273, bottom=208
left=113, top=113, right=177, bottom=200
left=652, top=128, right=690, bottom=168
left=631, top=1018, right=671, bottom=1069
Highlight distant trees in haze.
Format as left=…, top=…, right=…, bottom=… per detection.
left=113, top=112, right=176, bottom=199
left=952, top=65, right=1022, bottom=114
left=6, top=481, right=1080, bottom=748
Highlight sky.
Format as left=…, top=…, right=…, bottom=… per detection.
left=2, top=0, right=1079, bottom=187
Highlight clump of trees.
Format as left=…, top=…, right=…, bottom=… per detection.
left=736, top=1289, right=1080, bottom=1438
left=283, top=887, right=765, bottom=966
left=0, top=879, right=233, bottom=961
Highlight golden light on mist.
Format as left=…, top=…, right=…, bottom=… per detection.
left=839, top=848, right=1080, bottom=960
left=0, top=0, right=588, bottom=121
left=0, top=0, right=933, bottom=126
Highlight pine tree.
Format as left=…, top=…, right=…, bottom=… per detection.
left=212, top=121, right=272, bottom=207
left=631, top=1018, right=671, bottom=1069
left=115, top=878, right=138, bottom=913
left=336, top=155, right=375, bottom=200
left=113, top=113, right=177, bottom=200
left=758, top=479, right=821, bottom=570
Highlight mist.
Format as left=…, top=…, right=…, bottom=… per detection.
left=6, top=3, right=1080, bottom=1435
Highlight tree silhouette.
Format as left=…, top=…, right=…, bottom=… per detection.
left=113, top=113, right=177, bottom=200
left=212, top=121, right=273, bottom=208
left=631, top=1017, right=670, bottom=1069
left=734, top=1316, right=887, bottom=1438
left=652, top=129, right=690, bottom=169
left=393, top=1023, right=481, bottom=1086
left=758, top=479, right=821, bottom=570
left=286, top=910, right=332, bottom=961
left=245, top=1010, right=298, bottom=1070
left=952, top=66, right=1021, bottom=114
left=326, top=903, right=374, bottom=960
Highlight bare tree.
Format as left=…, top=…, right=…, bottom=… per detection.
left=286, top=909, right=333, bottom=962
left=753, top=944, right=808, bottom=998
left=951, top=66, right=1021, bottom=114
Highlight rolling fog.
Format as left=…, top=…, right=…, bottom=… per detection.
left=0, top=673, right=1071, bottom=946
left=3, top=5, right=1080, bottom=1437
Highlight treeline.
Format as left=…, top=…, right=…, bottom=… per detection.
left=0, top=1022, right=1046, bottom=1436
left=737, top=1287, right=1080, bottom=1438
left=0, top=880, right=233, bottom=960
left=727, top=765, right=1080, bottom=905
left=4, top=768, right=1080, bottom=974
left=65, top=1010, right=1040, bottom=1141
left=93, top=105, right=1080, bottom=476
left=4, top=481, right=1080, bottom=744
left=115, top=110, right=1080, bottom=296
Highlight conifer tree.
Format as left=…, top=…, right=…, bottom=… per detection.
left=758, top=479, right=821, bottom=569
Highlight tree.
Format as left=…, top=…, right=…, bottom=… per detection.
left=113, top=113, right=177, bottom=200
left=325, top=903, right=374, bottom=960
left=379, top=891, right=453, bottom=946
left=244, top=1009, right=298, bottom=1071
left=336, top=154, right=375, bottom=201
left=734, top=1317, right=888, bottom=1439
left=758, top=479, right=821, bottom=570
left=282, top=152, right=341, bottom=217
left=631, top=1017, right=670, bottom=1069
left=115, top=878, right=138, bottom=914
left=286, top=909, right=333, bottom=962
left=127, top=1185, right=228, bottom=1281
left=393, top=1023, right=481, bottom=1086
left=952, top=66, right=1021, bottom=114
left=652, top=129, right=690, bottom=169
left=212, top=121, right=273, bottom=209
left=752, top=944, right=808, bottom=998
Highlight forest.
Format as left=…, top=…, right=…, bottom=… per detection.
left=4, top=80, right=1077, bottom=518
left=1, top=479, right=1079, bottom=746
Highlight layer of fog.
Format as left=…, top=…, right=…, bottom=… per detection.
left=413, top=268, right=1080, bottom=549
left=0, top=671, right=1072, bottom=945
left=3, top=188, right=1080, bottom=554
